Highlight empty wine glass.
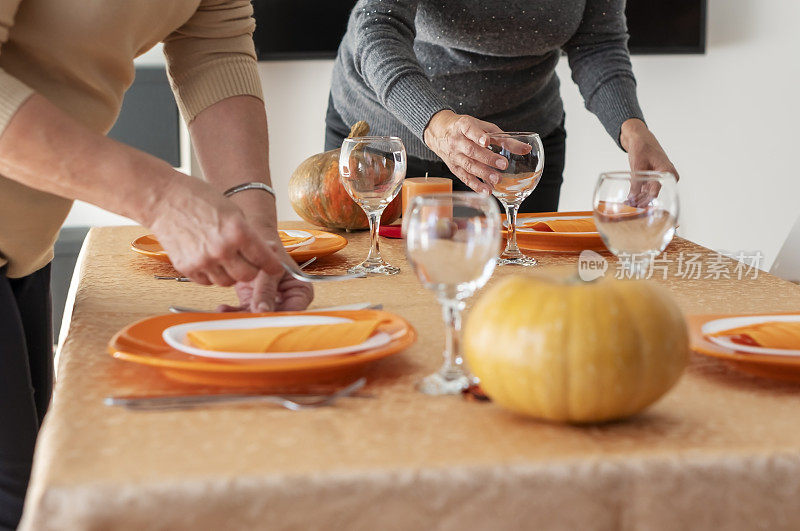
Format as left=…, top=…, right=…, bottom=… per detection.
left=486, top=132, right=544, bottom=266
left=593, top=171, right=679, bottom=278
left=339, top=136, right=407, bottom=275
left=405, top=192, right=501, bottom=394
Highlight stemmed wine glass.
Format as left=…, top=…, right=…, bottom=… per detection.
left=593, top=171, right=679, bottom=278
left=405, top=192, right=501, bottom=394
left=339, top=136, right=407, bottom=275
left=486, top=132, right=545, bottom=266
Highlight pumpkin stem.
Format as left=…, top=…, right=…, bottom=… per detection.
left=347, top=121, right=370, bottom=139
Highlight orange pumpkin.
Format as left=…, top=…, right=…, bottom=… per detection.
left=288, top=121, right=402, bottom=231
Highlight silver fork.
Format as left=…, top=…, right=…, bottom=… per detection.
left=277, top=251, right=364, bottom=282
left=104, top=377, right=366, bottom=411
left=155, top=256, right=325, bottom=283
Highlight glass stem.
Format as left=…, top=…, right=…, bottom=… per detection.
left=439, top=297, right=467, bottom=378
left=366, top=209, right=384, bottom=263
left=504, top=203, right=520, bottom=254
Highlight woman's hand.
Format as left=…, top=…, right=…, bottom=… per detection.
left=219, top=268, right=314, bottom=313
left=621, top=118, right=678, bottom=179
left=147, top=176, right=283, bottom=286
left=217, top=237, right=313, bottom=312
left=620, top=119, right=679, bottom=206
left=423, top=110, right=510, bottom=194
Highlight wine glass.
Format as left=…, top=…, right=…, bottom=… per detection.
left=339, top=136, right=407, bottom=275
left=486, top=132, right=545, bottom=266
left=404, top=192, right=501, bottom=394
left=593, top=171, right=679, bottom=278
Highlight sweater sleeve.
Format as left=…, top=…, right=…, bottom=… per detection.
left=562, top=0, right=645, bottom=148
left=0, top=0, right=35, bottom=135
left=162, top=0, right=263, bottom=124
left=349, top=0, right=453, bottom=140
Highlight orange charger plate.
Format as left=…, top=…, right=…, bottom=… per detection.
left=503, top=211, right=607, bottom=253
left=688, top=312, right=800, bottom=382
left=109, top=310, right=417, bottom=387
left=131, top=230, right=348, bottom=264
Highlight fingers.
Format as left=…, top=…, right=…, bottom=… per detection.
left=234, top=224, right=283, bottom=277
left=187, top=271, right=212, bottom=286
left=216, top=304, right=245, bottom=312
left=453, top=135, right=507, bottom=172
left=247, top=270, right=278, bottom=312
left=449, top=164, right=493, bottom=194
left=459, top=117, right=500, bottom=147
left=203, top=265, right=234, bottom=287
left=496, top=138, right=533, bottom=156
left=452, top=151, right=500, bottom=185
left=275, top=274, right=314, bottom=311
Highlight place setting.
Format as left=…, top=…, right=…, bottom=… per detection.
left=132, top=228, right=349, bottom=268
left=116, top=133, right=790, bottom=411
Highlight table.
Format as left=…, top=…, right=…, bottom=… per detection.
left=20, top=225, right=800, bottom=530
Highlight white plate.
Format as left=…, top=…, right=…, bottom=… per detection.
left=282, top=230, right=316, bottom=250
left=701, top=314, right=800, bottom=357
left=506, top=215, right=599, bottom=235
left=162, top=315, right=391, bottom=360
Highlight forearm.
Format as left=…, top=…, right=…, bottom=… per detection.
left=349, top=0, right=450, bottom=140
left=0, top=94, right=186, bottom=226
left=564, top=0, right=644, bottom=146
left=189, top=95, right=277, bottom=233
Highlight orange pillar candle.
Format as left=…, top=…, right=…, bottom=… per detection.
left=401, top=176, right=453, bottom=217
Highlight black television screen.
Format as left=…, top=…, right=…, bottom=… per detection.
left=252, top=0, right=707, bottom=60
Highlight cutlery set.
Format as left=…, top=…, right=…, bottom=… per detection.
left=106, top=377, right=367, bottom=411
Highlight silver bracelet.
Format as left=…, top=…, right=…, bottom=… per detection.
left=223, top=182, right=276, bottom=199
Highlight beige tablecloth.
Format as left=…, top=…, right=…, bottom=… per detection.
left=20, top=225, right=800, bottom=530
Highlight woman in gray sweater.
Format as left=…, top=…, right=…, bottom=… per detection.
left=325, top=0, right=678, bottom=212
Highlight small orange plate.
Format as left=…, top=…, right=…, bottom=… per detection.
left=503, top=211, right=606, bottom=253
left=688, top=312, right=800, bottom=382
left=131, top=230, right=348, bottom=264
left=108, top=310, right=416, bottom=387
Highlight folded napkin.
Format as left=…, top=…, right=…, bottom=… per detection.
left=186, top=320, right=384, bottom=353
left=709, top=321, right=800, bottom=349
left=595, top=202, right=644, bottom=217
left=524, top=218, right=596, bottom=233
left=279, top=231, right=312, bottom=247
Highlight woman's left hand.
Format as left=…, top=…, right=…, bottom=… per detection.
left=218, top=268, right=313, bottom=313
left=620, top=118, right=679, bottom=179
left=620, top=119, right=679, bottom=206
left=216, top=231, right=313, bottom=313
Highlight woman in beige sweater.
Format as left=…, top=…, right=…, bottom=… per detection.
left=0, top=2, right=312, bottom=527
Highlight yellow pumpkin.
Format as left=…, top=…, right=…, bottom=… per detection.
left=463, top=274, right=689, bottom=423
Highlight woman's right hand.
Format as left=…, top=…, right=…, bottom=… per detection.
left=423, top=110, right=511, bottom=194
left=146, top=176, right=283, bottom=286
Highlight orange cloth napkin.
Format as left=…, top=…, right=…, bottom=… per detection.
left=596, top=202, right=644, bottom=217
left=524, top=218, right=596, bottom=233
left=279, top=231, right=312, bottom=247
left=709, top=321, right=800, bottom=350
left=186, top=320, right=384, bottom=353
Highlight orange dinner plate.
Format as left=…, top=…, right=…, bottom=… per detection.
left=688, top=312, right=800, bottom=382
left=503, top=211, right=607, bottom=252
left=131, top=229, right=348, bottom=264
left=109, top=310, right=416, bottom=387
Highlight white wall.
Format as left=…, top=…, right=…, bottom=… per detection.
left=67, top=0, right=800, bottom=269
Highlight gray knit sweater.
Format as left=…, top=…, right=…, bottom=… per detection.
left=330, top=0, right=644, bottom=161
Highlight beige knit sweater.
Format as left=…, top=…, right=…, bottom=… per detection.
left=0, top=0, right=263, bottom=278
